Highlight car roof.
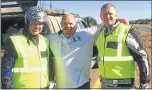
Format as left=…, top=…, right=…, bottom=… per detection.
left=1, top=0, right=38, bottom=13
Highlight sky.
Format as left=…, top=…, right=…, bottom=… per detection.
left=38, top=1, right=151, bottom=24
left=2, top=1, right=150, bottom=24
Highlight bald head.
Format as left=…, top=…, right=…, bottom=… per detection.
left=61, top=13, right=77, bottom=38
left=100, top=3, right=118, bottom=28
left=61, top=13, right=76, bottom=23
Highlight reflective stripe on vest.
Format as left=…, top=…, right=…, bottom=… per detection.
left=11, top=36, right=47, bottom=73
left=10, top=34, right=50, bottom=88
left=96, top=23, right=135, bottom=79
left=12, top=67, right=46, bottom=72
left=97, top=23, right=132, bottom=59
left=117, top=24, right=125, bottom=57
left=99, top=24, right=133, bottom=61
left=11, top=36, right=28, bottom=68
left=98, top=56, right=133, bottom=61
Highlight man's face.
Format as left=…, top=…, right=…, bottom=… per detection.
left=29, top=21, right=43, bottom=35
left=61, top=14, right=77, bottom=38
left=100, top=6, right=117, bottom=28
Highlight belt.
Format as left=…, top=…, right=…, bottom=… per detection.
left=100, top=76, right=134, bottom=85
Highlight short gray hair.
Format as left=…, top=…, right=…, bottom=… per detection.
left=100, top=3, right=116, bottom=14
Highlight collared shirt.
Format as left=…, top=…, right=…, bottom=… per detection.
left=104, top=21, right=120, bottom=37
left=47, top=24, right=102, bottom=88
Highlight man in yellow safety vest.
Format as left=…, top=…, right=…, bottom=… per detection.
left=1, top=6, right=54, bottom=89
left=96, top=3, right=150, bottom=89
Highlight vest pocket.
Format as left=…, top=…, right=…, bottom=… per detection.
left=107, top=42, right=118, bottom=49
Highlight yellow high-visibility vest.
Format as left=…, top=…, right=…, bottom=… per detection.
left=10, top=34, right=50, bottom=88
left=96, top=23, right=135, bottom=79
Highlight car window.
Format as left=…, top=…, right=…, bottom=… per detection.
left=81, top=20, right=88, bottom=28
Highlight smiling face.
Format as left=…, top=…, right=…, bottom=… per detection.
left=100, top=5, right=117, bottom=28
left=29, top=20, right=43, bottom=35
left=61, top=14, right=77, bottom=38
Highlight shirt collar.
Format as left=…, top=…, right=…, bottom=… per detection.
left=105, top=20, right=120, bottom=31
left=60, top=28, right=79, bottom=40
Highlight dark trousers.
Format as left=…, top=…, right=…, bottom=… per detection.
left=76, top=81, right=90, bottom=89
